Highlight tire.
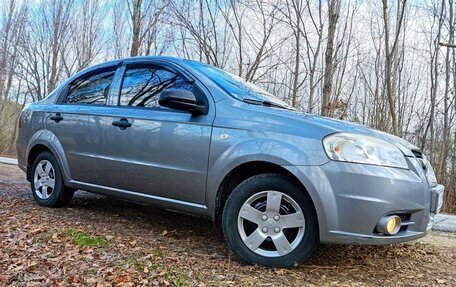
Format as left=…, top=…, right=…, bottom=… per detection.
left=30, top=151, right=74, bottom=207
left=222, top=173, right=318, bottom=267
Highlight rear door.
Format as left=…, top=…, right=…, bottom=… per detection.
left=100, top=61, right=214, bottom=204
left=46, top=66, right=118, bottom=183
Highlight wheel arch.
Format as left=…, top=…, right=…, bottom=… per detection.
left=27, top=144, right=53, bottom=181
left=26, top=130, right=71, bottom=184
left=211, top=160, right=319, bottom=230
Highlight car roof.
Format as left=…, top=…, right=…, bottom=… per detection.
left=69, top=56, right=189, bottom=82
left=62, top=56, right=230, bottom=103
left=86, top=56, right=186, bottom=71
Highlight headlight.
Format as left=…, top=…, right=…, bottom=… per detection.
left=322, top=133, right=408, bottom=169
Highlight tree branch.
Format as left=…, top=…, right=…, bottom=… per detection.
left=439, top=42, right=456, bottom=48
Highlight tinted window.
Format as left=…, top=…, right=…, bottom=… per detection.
left=66, top=69, right=115, bottom=104
left=119, top=66, right=192, bottom=108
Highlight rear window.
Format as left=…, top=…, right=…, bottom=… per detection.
left=65, top=69, right=116, bottom=104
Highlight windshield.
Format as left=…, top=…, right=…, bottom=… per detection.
left=186, top=60, right=292, bottom=109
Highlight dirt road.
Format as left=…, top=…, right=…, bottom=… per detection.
left=0, top=164, right=455, bottom=286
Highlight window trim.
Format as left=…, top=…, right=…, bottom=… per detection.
left=114, top=60, right=210, bottom=114
left=57, top=65, right=120, bottom=106
left=116, top=63, right=193, bottom=108
left=54, top=59, right=215, bottom=117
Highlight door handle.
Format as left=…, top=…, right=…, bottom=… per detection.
left=50, top=113, right=63, bottom=123
left=112, top=118, right=132, bottom=129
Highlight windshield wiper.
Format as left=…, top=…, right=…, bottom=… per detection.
left=242, top=98, right=290, bottom=110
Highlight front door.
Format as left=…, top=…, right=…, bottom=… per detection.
left=101, top=63, right=214, bottom=204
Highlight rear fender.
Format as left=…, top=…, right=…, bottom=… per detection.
left=27, top=129, right=72, bottom=185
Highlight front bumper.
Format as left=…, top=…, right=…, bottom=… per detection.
left=286, top=157, right=444, bottom=245
left=430, top=184, right=444, bottom=214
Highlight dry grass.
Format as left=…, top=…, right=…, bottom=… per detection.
left=0, top=100, right=22, bottom=156
left=0, top=164, right=455, bottom=286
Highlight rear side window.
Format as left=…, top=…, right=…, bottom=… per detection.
left=119, top=66, right=193, bottom=108
left=65, top=69, right=116, bottom=104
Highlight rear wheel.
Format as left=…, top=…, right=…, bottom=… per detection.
left=31, top=152, right=74, bottom=207
left=222, top=173, right=318, bottom=267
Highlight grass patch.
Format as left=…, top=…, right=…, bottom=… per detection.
left=121, top=257, right=162, bottom=271
left=151, top=246, right=162, bottom=258
left=123, top=258, right=148, bottom=271
left=170, top=272, right=187, bottom=286
left=65, top=228, right=107, bottom=248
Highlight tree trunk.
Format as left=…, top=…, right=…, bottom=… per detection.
left=321, top=0, right=340, bottom=116
left=0, top=0, right=15, bottom=102
left=381, top=0, right=407, bottom=136
left=48, top=0, right=63, bottom=93
left=437, top=0, right=454, bottom=181
left=130, top=0, right=142, bottom=56
left=291, top=29, right=300, bottom=108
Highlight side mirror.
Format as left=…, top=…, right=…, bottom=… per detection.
left=159, top=89, right=207, bottom=115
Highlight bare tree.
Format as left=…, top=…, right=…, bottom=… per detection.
left=243, top=0, right=281, bottom=82
left=170, top=0, right=231, bottom=68
left=275, top=0, right=324, bottom=109
left=47, top=0, right=74, bottom=93
left=0, top=0, right=456, bottom=213
left=220, top=0, right=245, bottom=76
left=421, top=0, right=446, bottom=156
left=381, top=0, right=407, bottom=136
left=129, top=0, right=143, bottom=57
left=321, top=0, right=341, bottom=116
left=0, top=0, right=28, bottom=103
left=436, top=0, right=455, bottom=181
left=303, top=0, right=324, bottom=113
left=59, top=0, right=104, bottom=76
left=125, top=0, right=168, bottom=57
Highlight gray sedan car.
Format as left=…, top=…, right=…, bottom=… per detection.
left=16, top=56, right=444, bottom=267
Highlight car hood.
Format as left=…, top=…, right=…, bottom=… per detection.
left=262, top=107, right=419, bottom=157
left=302, top=114, right=418, bottom=156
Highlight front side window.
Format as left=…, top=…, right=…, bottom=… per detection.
left=65, top=69, right=116, bottom=104
left=119, top=66, right=193, bottom=108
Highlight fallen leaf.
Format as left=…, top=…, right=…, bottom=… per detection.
left=31, top=227, right=43, bottom=235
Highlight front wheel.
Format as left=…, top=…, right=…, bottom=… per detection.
left=222, top=173, right=318, bottom=267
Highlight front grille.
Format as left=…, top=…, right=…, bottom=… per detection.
left=411, top=149, right=423, bottom=159
left=398, top=213, right=411, bottom=222
left=398, top=214, right=412, bottom=232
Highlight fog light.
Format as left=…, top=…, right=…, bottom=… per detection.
left=377, top=215, right=401, bottom=235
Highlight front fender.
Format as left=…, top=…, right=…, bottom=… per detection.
left=205, top=131, right=329, bottom=219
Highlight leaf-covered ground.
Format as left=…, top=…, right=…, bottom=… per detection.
left=0, top=164, right=455, bottom=286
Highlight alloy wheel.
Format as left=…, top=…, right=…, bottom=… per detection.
left=237, top=190, right=306, bottom=257
left=33, top=160, right=56, bottom=200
